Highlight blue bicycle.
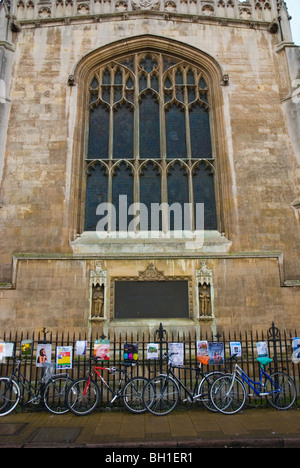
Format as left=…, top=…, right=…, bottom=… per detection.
left=210, top=355, right=297, bottom=415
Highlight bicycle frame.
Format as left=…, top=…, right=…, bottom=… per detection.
left=7, top=361, right=70, bottom=405
left=159, top=363, right=209, bottom=403
left=86, top=364, right=129, bottom=404
left=8, top=364, right=43, bottom=404
left=232, top=363, right=283, bottom=397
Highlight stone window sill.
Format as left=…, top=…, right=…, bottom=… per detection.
left=70, top=230, right=232, bottom=255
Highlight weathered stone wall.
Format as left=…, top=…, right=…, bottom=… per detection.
left=0, top=0, right=299, bottom=335
left=0, top=256, right=299, bottom=336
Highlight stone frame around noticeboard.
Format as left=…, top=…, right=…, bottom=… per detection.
left=109, top=264, right=194, bottom=322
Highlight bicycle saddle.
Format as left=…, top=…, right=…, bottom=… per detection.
left=256, top=357, right=272, bottom=367
left=197, top=355, right=210, bottom=365
left=122, top=362, right=137, bottom=367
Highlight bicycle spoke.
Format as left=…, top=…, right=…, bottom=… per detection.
left=265, top=373, right=297, bottom=410
left=123, top=378, right=148, bottom=414
left=210, top=375, right=246, bottom=415
left=44, top=377, right=72, bottom=415
left=143, top=376, right=179, bottom=416
left=0, top=378, right=20, bottom=416
left=67, top=378, right=99, bottom=416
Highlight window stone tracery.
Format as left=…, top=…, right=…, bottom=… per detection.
left=84, top=51, right=218, bottom=233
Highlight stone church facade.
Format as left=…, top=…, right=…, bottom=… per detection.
left=0, top=0, right=299, bottom=337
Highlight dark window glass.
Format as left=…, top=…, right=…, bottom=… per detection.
left=113, top=103, right=134, bottom=159
left=112, top=162, right=134, bottom=231
left=190, top=103, right=212, bottom=158
left=139, top=92, right=160, bottom=159
left=84, top=163, right=108, bottom=231
left=167, top=163, right=190, bottom=230
left=87, top=104, right=109, bottom=159
left=140, top=162, right=162, bottom=230
left=165, top=104, right=187, bottom=158
left=193, top=162, right=217, bottom=230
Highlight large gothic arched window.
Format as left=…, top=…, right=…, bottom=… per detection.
left=84, top=52, right=217, bottom=234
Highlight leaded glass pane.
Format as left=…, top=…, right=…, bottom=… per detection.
left=190, top=103, right=212, bottom=158
left=139, top=55, right=157, bottom=73
left=87, top=104, right=109, bottom=159
left=85, top=163, right=108, bottom=231
left=193, top=162, right=217, bottom=230
left=166, top=104, right=187, bottom=158
left=102, top=68, right=111, bottom=84
left=140, top=162, right=162, bottom=230
left=167, top=163, right=190, bottom=230
left=139, top=73, right=147, bottom=93
left=112, top=162, right=134, bottom=231
left=139, top=92, right=160, bottom=159
left=151, top=73, right=159, bottom=92
left=113, top=103, right=134, bottom=159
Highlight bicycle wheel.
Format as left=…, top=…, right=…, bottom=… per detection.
left=0, top=378, right=20, bottom=416
left=66, top=378, right=100, bottom=416
left=43, top=376, right=73, bottom=415
left=210, top=375, right=247, bottom=415
left=198, top=372, right=225, bottom=412
left=265, top=372, right=297, bottom=410
left=143, top=375, right=180, bottom=416
left=123, top=377, right=148, bottom=414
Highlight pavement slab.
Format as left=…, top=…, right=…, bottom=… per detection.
left=0, top=407, right=300, bottom=449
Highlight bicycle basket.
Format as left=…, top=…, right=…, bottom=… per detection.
left=41, top=362, right=56, bottom=383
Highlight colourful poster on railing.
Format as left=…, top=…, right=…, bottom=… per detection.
left=76, top=340, right=87, bottom=356
left=36, top=343, right=52, bottom=367
left=56, top=346, right=72, bottom=369
left=292, top=338, right=300, bottom=363
left=257, top=341, right=268, bottom=358
left=21, top=340, right=33, bottom=357
left=197, top=340, right=209, bottom=357
left=208, top=342, right=224, bottom=365
left=94, top=339, right=110, bottom=360
left=147, top=343, right=159, bottom=359
left=230, top=341, right=242, bottom=357
left=123, top=342, right=138, bottom=361
left=169, top=342, right=184, bottom=366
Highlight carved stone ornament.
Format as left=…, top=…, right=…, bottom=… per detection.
left=90, top=261, right=107, bottom=287
left=90, top=261, right=107, bottom=320
left=68, top=75, right=76, bottom=86
left=138, top=264, right=165, bottom=281
left=196, top=261, right=213, bottom=318
left=131, top=0, right=160, bottom=10
left=196, top=261, right=213, bottom=286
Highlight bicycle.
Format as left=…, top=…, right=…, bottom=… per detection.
left=0, top=360, right=73, bottom=416
left=209, top=354, right=297, bottom=415
left=66, top=358, right=148, bottom=416
left=142, top=353, right=226, bottom=416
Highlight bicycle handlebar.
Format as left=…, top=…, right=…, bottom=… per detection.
left=225, top=354, right=238, bottom=362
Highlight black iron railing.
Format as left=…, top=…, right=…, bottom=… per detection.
left=0, top=322, right=299, bottom=409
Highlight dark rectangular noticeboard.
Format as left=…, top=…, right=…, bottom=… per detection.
left=115, top=281, right=189, bottom=319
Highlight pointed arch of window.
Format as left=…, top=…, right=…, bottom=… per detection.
left=84, top=51, right=218, bottom=233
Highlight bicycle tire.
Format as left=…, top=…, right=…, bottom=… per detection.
left=142, top=375, right=180, bottom=416
left=198, top=371, right=225, bottom=412
left=210, top=374, right=247, bottom=415
left=0, top=378, right=20, bottom=416
left=66, top=378, right=100, bottom=416
left=43, top=376, right=73, bottom=415
left=265, top=372, right=297, bottom=410
left=122, top=377, right=148, bottom=414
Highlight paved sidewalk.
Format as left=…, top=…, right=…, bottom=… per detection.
left=0, top=407, right=300, bottom=448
